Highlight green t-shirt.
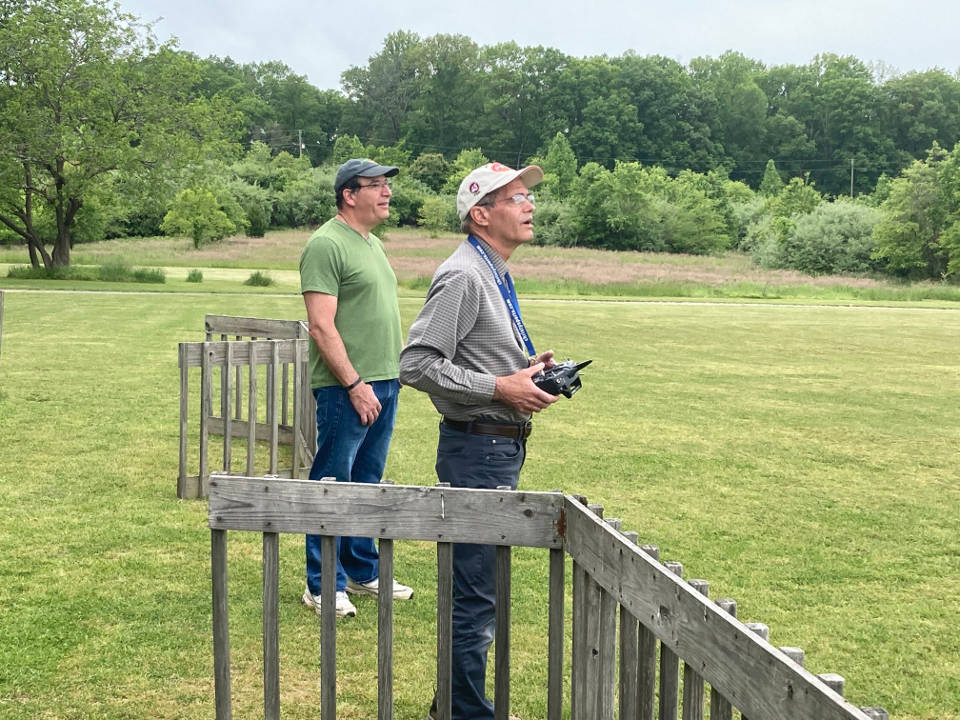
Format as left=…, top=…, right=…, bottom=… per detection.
left=299, top=218, right=402, bottom=388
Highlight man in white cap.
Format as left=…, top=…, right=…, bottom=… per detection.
left=300, top=158, right=414, bottom=619
left=399, top=162, right=558, bottom=720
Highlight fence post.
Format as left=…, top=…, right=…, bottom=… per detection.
left=637, top=544, right=660, bottom=720
left=378, top=479, right=395, bottom=720
left=681, top=579, right=709, bottom=720
left=211, top=526, right=231, bottom=720
left=436, top=482, right=453, bottom=720
left=263, top=531, right=280, bottom=720
left=658, top=561, right=683, bottom=720
left=619, top=530, right=640, bottom=720
left=495, top=486, right=513, bottom=720
left=709, top=599, right=737, bottom=720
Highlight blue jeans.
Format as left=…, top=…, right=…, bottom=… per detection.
left=305, top=379, right=399, bottom=594
left=435, top=421, right=526, bottom=720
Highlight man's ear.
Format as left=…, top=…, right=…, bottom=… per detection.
left=341, top=188, right=356, bottom=209
left=470, top=204, right=489, bottom=228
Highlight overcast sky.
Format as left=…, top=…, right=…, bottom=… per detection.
left=120, top=0, right=958, bottom=90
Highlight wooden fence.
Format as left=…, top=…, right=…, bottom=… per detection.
left=207, top=475, right=890, bottom=720
left=177, top=315, right=316, bottom=499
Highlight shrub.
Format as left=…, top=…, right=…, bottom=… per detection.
left=97, top=259, right=134, bottom=282
left=7, top=265, right=96, bottom=280
left=531, top=199, right=579, bottom=246
left=244, top=271, right=275, bottom=287
left=186, top=269, right=204, bottom=283
left=417, top=195, right=459, bottom=236
left=131, top=267, right=166, bottom=283
left=274, top=169, right=336, bottom=228
left=161, top=187, right=237, bottom=248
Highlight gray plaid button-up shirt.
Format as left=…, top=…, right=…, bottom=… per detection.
left=399, top=237, right=531, bottom=423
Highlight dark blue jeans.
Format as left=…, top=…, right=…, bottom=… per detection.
left=305, top=379, right=399, bottom=594
left=435, top=421, right=526, bottom=720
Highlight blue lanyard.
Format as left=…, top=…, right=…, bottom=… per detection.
left=467, top=235, right=536, bottom=357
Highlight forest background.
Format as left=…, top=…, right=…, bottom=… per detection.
left=2, top=0, right=960, bottom=283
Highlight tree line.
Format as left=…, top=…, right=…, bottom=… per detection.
left=1, top=0, right=959, bottom=280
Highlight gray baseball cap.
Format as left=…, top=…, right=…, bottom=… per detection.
left=334, top=158, right=399, bottom=194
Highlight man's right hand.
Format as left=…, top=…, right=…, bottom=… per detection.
left=348, top=382, right=382, bottom=425
left=493, top=363, right=558, bottom=414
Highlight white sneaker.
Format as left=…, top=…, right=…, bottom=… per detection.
left=346, top=576, right=414, bottom=600
left=301, top=587, right=357, bottom=618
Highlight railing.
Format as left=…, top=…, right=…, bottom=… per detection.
left=177, top=315, right=316, bottom=499
left=207, top=475, right=889, bottom=720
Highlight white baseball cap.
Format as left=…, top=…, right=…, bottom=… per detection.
left=456, top=162, right=544, bottom=221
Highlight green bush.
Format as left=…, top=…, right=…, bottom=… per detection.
left=387, top=176, right=430, bottom=227
left=161, top=187, right=238, bottom=248
left=97, top=259, right=134, bottom=282
left=274, top=169, right=336, bottom=228
left=417, top=195, right=460, bottom=236
left=186, top=269, right=204, bottom=283
left=244, top=271, right=275, bottom=287
left=7, top=265, right=96, bottom=280
left=409, top=152, right=451, bottom=192
left=131, top=267, right=166, bottom=283
left=531, top=199, right=578, bottom=246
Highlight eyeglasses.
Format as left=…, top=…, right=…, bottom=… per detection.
left=478, top=192, right=536, bottom=208
left=354, top=180, right=392, bottom=191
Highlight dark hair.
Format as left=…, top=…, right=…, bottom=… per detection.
left=336, top=176, right=362, bottom=210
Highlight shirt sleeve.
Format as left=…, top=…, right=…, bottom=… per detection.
left=299, top=236, right=342, bottom=296
left=399, top=267, right=498, bottom=404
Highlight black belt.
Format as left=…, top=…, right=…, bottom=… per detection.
left=442, top=418, right=532, bottom=440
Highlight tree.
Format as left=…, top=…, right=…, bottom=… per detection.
left=0, top=0, right=239, bottom=267
left=759, top=160, right=785, bottom=196
left=872, top=142, right=960, bottom=278
left=161, top=187, right=238, bottom=248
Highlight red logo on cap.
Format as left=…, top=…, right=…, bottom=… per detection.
left=490, top=163, right=511, bottom=172
left=469, top=181, right=480, bottom=194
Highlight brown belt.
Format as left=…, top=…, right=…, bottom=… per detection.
left=442, top=418, right=532, bottom=440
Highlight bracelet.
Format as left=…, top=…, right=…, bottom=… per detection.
left=344, top=376, right=362, bottom=391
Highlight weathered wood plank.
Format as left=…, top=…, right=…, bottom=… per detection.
left=681, top=579, right=709, bottom=720
left=562, top=498, right=873, bottom=720
left=320, top=535, right=336, bottom=720
left=378, top=537, right=394, bottom=720
left=263, top=532, right=279, bottom=720
left=709, top=599, right=737, bottom=720
left=178, top=343, right=193, bottom=499
left=246, top=346, right=257, bottom=475
left=180, top=339, right=306, bottom=368
left=619, top=531, right=640, bottom=720
left=495, top=544, right=511, bottom=720
left=200, top=342, right=212, bottom=496
left=205, top=314, right=307, bottom=339
left=223, top=344, right=233, bottom=473
left=268, top=342, right=279, bottom=475
left=211, top=529, right=232, bottom=720
left=208, top=477, right=564, bottom=548
left=658, top=561, right=683, bottom=720
left=437, top=537, right=453, bottom=720
left=547, top=547, right=564, bottom=720
left=637, top=544, right=660, bottom=720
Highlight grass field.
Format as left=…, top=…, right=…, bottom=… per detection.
left=3, top=227, right=960, bottom=304
left=0, top=279, right=957, bottom=719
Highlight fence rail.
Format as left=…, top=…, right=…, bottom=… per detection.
left=207, top=475, right=889, bottom=720
left=177, top=315, right=317, bottom=499
left=177, top=339, right=310, bottom=498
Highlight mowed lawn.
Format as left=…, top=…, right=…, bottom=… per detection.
left=0, top=290, right=957, bottom=719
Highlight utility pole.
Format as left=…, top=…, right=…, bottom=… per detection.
left=850, top=158, right=854, bottom=198
left=298, top=129, right=303, bottom=158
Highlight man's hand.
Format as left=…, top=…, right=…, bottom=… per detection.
left=531, top=350, right=556, bottom=369
left=348, top=382, right=382, bottom=426
left=494, top=363, right=558, bottom=414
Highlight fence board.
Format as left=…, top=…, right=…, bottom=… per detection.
left=547, top=547, right=564, bottom=720
left=208, top=476, right=564, bottom=548
left=205, top=314, right=308, bottom=339
left=378, top=538, right=394, bottom=720
left=562, top=498, right=873, bottom=720
left=211, top=529, right=231, bottom=720
left=263, top=532, right=280, bottom=720
left=495, top=544, right=512, bottom=720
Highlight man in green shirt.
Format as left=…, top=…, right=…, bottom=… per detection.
left=299, top=158, right=413, bottom=618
